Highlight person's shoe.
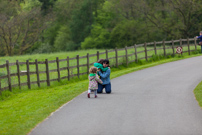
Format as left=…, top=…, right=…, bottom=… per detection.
left=88, top=93, right=90, bottom=98
left=95, top=95, right=97, bottom=98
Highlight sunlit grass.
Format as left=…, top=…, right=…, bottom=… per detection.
left=194, top=82, right=202, bottom=109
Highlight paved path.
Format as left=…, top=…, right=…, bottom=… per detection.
left=29, top=56, right=202, bottom=135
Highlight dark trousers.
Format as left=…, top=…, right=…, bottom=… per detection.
left=97, top=83, right=111, bottom=94
left=198, top=42, right=202, bottom=53
left=201, top=45, right=202, bottom=53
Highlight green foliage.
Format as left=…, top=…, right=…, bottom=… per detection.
left=54, top=26, right=76, bottom=51
left=192, top=49, right=201, bottom=54
left=70, top=0, right=105, bottom=49
left=0, top=90, right=13, bottom=100
left=81, top=1, right=118, bottom=49
left=110, top=20, right=163, bottom=48
left=194, top=81, right=202, bottom=108
left=81, top=37, right=96, bottom=49
left=21, top=0, right=42, bottom=10
left=95, top=1, right=118, bottom=29
left=39, top=0, right=56, bottom=14
left=0, top=0, right=53, bottom=56
left=69, top=0, right=93, bottom=48
left=32, top=43, right=53, bottom=54
left=0, top=49, right=6, bottom=56
left=81, top=24, right=111, bottom=49
left=1, top=0, right=202, bottom=55
left=149, top=54, right=163, bottom=62
left=110, top=21, right=135, bottom=48
left=43, top=24, right=61, bottom=46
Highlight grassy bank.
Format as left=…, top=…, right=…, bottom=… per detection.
left=194, top=82, right=202, bottom=109
left=0, top=51, right=202, bottom=135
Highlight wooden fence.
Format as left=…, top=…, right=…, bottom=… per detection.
left=0, top=38, right=198, bottom=92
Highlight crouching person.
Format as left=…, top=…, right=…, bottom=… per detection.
left=97, top=59, right=111, bottom=94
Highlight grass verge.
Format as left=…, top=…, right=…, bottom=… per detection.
left=0, top=52, right=202, bottom=135
left=194, top=82, right=202, bottom=109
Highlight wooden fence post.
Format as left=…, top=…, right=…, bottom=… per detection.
left=45, top=59, right=50, bottom=86
left=35, top=59, right=40, bottom=87
left=97, top=51, right=99, bottom=61
left=194, top=37, right=197, bottom=51
left=77, top=55, right=80, bottom=78
left=106, top=50, right=108, bottom=59
left=6, top=60, right=12, bottom=92
left=125, top=46, right=128, bottom=66
left=187, top=38, right=190, bottom=55
left=67, top=56, right=70, bottom=81
left=154, top=41, right=157, bottom=55
left=26, top=60, right=31, bottom=89
left=87, top=53, right=89, bottom=75
left=144, top=43, right=148, bottom=61
left=163, top=40, right=166, bottom=57
left=16, top=60, right=21, bottom=89
left=56, top=57, right=60, bottom=82
left=115, top=48, right=118, bottom=67
left=172, top=40, right=175, bottom=55
left=134, top=44, right=138, bottom=62
left=180, top=38, right=182, bottom=47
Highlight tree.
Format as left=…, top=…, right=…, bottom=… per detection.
left=168, top=0, right=202, bottom=37
left=38, top=0, right=57, bottom=14
left=70, top=0, right=105, bottom=49
left=81, top=24, right=111, bottom=49
left=43, top=0, right=83, bottom=49
left=0, top=1, right=53, bottom=56
left=133, top=0, right=202, bottom=39
left=22, top=0, right=42, bottom=10
left=54, top=26, right=75, bottom=51
left=81, top=1, right=117, bottom=49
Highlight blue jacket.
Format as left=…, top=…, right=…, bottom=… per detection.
left=197, top=35, right=202, bottom=42
left=98, top=69, right=111, bottom=85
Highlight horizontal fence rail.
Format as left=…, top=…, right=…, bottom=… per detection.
left=0, top=38, right=199, bottom=92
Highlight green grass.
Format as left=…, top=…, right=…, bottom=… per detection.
left=0, top=81, right=88, bottom=135
left=194, top=82, right=202, bottom=109
left=0, top=49, right=202, bottom=135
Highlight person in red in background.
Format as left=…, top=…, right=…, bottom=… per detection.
left=196, top=31, right=202, bottom=53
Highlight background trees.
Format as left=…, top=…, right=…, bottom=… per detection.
left=0, top=0, right=53, bottom=56
left=0, top=0, right=202, bottom=56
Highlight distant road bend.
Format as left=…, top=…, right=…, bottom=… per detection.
left=29, top=56, right=202, bottom=135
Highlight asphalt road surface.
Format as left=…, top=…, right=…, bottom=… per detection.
left=29, top=56, right=202, bottom=135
